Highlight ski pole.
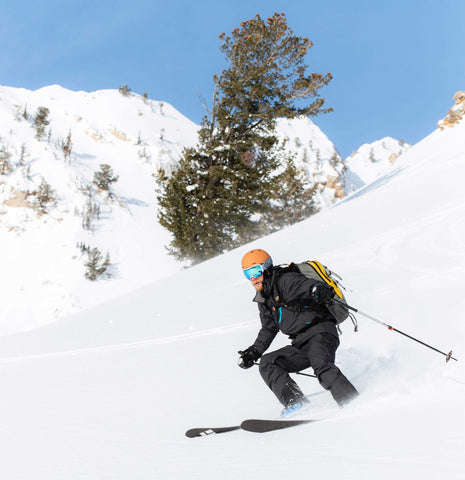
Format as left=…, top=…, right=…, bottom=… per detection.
left=295, top=371, right=317, bottom=378
left=332, top=298, right=458, bottom=362
left=253, top=362, right=317, bottom=378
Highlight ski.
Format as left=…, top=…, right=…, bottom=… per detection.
left=185, top=425, right=240, bottom=438
left=186, top=418, right=316, bottom=438
left=240, top=418, right=315, bottom=433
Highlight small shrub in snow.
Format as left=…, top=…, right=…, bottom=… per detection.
left=76, top=177, right=93, bottom=197
left=85, top=248, right=111, bottom=281
left=22, top=164, right=32, bottom=180
left=0, top=145, right=12, bottom=175
left=21, top=105, right=29, bottom=122
left=60, top=130, right=73, bottom=163
left=33, top=107, right=50, bottom=140
left=93, top=164, right=119, bottom=192
left=138, top=147, right=151, bottom=163
left=34, top=178, right=55, bottom=213
left=18, top=144, right=28, bottom=167
left=369, top=148, right=375, bottom=163
left=118, top=84, right=131, bottom=96
left=77, top=242, right=90, bottom=254
left=81, top=198, right=101, bottom=231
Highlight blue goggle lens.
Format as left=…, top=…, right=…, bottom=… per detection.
left=243, top=264, right=264, bottom=280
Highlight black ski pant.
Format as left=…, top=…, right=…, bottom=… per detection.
left=258, top=332, right=358, bottom=407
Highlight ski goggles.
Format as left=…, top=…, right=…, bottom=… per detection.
left=243, top=264, right=265, bottom=280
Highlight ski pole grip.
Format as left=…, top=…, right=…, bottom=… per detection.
left=332, top=298, right=358, bottom=313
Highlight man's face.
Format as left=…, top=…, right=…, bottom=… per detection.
left=250, top=274, right=264, bottom=292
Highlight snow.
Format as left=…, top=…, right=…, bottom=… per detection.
left=0, top=107, right=463, bottom=479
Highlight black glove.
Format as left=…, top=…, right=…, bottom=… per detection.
left=311, top=283, right=335, bottom=304
left=238, top=346, right=261, bottom=369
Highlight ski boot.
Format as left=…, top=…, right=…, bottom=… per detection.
left=280, top=382, right=310, bottom=418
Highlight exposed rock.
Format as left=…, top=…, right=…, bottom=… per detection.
left=438, top=91, right=465, bottom=129
left=324, top=176, right=345, bottom=199
left=3, top=189, right=32, bottom=208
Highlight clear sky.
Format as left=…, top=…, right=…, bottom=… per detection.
left=1, top=0, right=464, bottom=157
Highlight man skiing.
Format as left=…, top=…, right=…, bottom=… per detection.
left=238, top=249, right=359, bottom=416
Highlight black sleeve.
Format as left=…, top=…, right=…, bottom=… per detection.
left=277, top=271, right=323, bottom=305
left=252, top=304, right=279, bottom=355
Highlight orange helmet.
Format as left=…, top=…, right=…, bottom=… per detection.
left=241, top=249, right=273, bottom=272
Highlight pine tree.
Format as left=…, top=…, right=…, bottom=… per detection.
left=157, top=143, right=275, bottom=261
left=61, top=130, right=72, bottom=162
left=265, top=158, right=318, bottom=229
left=33, top=107, right=50, bottom=140
left=157, top=13, right=332, bottom=263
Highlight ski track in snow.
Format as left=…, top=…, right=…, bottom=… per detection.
left=0, top=318, right=257, bottom=365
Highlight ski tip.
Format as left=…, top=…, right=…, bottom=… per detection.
left=185, top=425, right=241, bottom=438
left=185, top=428, right=220, bottom=438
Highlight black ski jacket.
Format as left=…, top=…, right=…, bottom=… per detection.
left=251, top=266, right=338, bottom=354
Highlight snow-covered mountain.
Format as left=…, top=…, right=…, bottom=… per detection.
left=344, top=136, right=411, bottom=192
left=0, top=84, right=200, bottom=333
left=0, top=103, right=463, bottom=480
left=0, top=84, right=356, bottom=332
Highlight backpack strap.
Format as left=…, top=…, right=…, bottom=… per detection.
left=271, top=264, right=300, bottom=304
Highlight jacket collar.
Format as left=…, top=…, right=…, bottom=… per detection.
left=252, top=267, right=277, bottom=303
left=253, top=290, right=266, bottom=303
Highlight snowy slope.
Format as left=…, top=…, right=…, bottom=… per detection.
left=0, top=118, right=463, bottom=479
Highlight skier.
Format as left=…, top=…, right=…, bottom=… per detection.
left=238, top=249, right=359, bottom=416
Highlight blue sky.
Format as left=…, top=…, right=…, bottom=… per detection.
left=1, top=0, right=463, bottom=156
